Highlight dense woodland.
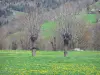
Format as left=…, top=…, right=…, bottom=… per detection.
left=0, top=0, right=100, bottom=50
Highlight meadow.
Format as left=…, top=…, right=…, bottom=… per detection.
left=0, top=50, right=100, bottom=75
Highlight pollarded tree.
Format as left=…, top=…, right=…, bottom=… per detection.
left=62, top=31, right=72, bottom=57
left=26, top=7, right=41, bottom=56
left=30, top=34, right=39, bottom=56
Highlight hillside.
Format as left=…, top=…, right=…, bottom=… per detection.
left=0, top=0, right=71, bottom=26
left=0, top=0, right=100, bottom=50
left=0, top=0, right=98, bottom=26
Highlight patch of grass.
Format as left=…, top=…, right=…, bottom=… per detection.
left=0, top=50, right=100, bottom=75
left=41, top=21, right=57, bottom=39
left=84, top=14, right=97, bottom=23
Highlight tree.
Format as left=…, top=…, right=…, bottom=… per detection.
left=27, top=7, right=41, bottom=56
left=30, top=34, right=39, bottom=56
left=51, top=37, right=57, bottom=51
left=62, top=31, right=72, bottom=57
left=12, top=41, right=17, bottom=50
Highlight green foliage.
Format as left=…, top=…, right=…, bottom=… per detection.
left=0, top=50, right=100, bottom=75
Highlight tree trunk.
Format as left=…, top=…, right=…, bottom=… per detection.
left=51, top=37, right=56, bottom=51
left=64, top=45, right=68, bottom=57
left=32, top=49, right=36, bottom=56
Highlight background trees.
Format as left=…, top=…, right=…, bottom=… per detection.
left=0, top=0, right=100, bottom=51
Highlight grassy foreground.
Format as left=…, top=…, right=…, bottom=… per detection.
left=0, top=50, right=100, bottom=75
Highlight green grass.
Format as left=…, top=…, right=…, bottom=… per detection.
left=84, top=14, right=97, bottom=23
left=41, top=21, right=57, bottom=39
left=0, top=50, right=100, bottom=75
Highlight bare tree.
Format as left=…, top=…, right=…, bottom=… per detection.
left=12, top=41, right=17, bottom=50
left=30, top=33, right=39, bottom=56
left=62, top=30, right=72, bottom=57
left=26, top=7, right=41, bottom=56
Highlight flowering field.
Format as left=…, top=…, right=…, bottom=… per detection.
left=0, top=50, right=100, bottom=75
